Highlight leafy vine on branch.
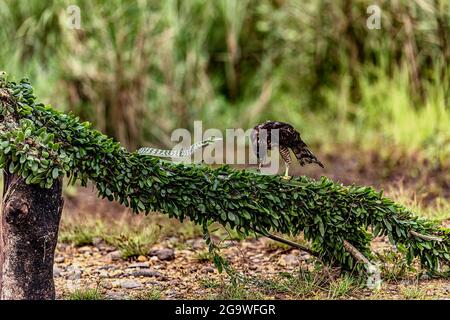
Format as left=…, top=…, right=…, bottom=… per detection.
left=0, top=75, right=449, bottom=274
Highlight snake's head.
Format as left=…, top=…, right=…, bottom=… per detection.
left=205, top=136, right=223, bottom=143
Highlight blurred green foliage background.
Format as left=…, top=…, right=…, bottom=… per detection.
left=0, top=0, right=448, bottom=164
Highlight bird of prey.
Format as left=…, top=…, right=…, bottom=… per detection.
left=250, top=121, right=324, bottom=179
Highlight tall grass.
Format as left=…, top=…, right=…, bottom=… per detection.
left=315, top=65, right=450, bottom=162
left=0, top=0, right=448, bottom=163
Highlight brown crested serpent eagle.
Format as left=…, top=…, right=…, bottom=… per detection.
left=250, top=120, right=324, bottom=179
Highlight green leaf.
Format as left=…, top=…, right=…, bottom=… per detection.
left=8, top=161, right=14, bottom=173
left=213, top=255, right=223, bottom=273
left=52, top=167, right=59, bottom=179
left=383, top=218, right=392, bottom=231
left=319, top=221, right=325, bottom=237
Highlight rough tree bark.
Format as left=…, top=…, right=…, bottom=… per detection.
left=0, top=171, right=63, bottom=300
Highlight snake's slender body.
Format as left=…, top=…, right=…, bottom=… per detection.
left=137, top=138, right=221, bottom=158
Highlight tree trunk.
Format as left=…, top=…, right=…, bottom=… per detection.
left=0, top=171, right=63, bottom=300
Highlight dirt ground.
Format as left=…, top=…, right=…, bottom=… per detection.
left=53, top=236, right=450, bottom=300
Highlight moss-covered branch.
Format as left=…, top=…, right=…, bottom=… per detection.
left=0, top=76, right=449, bottom=273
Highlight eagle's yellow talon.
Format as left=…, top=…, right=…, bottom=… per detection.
left=283, top=165, right=291, bottom=180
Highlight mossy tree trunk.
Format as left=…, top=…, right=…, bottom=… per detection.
left=0, top=171, right=63, bottom=300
